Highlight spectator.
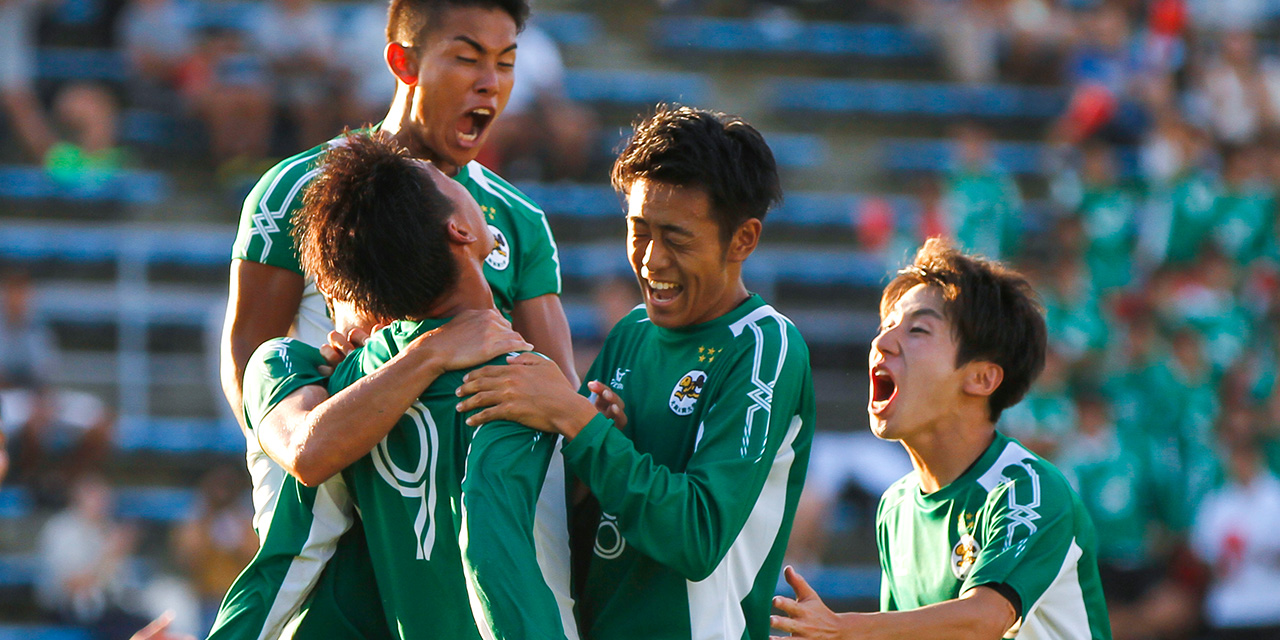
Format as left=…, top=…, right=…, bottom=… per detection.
left=0, top=0, right=57, bottom=161
left=1212, top=143, right=1274, bottom=266
left=335, top=0, right=395, bottom=128
left=37, top=474, right=151, bottom=640
left=44, top=83, right=127, bottom=189
left=1191, top=429, right=1280, bottom=638
left=171, top=465, right=255, bottom=634
left=116, top=0, right=197, bottom=109
left=182, top=26, right=273, bottom=167
left=998, top=345, right=1075, bottom=459
left=1199, top=30, right=1280, bottom=145
left=1074, top=138, right=1141, bottom=293
left=249, top=0, right=336, bottom=149
left=941, top=121, right=1023, bottom=259
left=481, top=24, right=599, bottom=181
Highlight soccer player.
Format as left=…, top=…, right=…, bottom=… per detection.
left=289, top=132, right=571, bottom=639
left=769, top=238, right=1112, bottom=640
left=221, top=0, right=575, bottom=425
left=457, top=105, right=816, bottom=639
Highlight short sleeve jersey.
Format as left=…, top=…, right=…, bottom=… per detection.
left=327, top=320, right=572, bottom=640
left=876, top=431, right=1111, bottom=640
left=231, top=132, right=561, bottom=345
left=208, top=338, right=379, bottom=640
left=563, top=295, right=815, bottom=640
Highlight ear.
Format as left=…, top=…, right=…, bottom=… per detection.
left=726, top=218, right=762, bottom=263
left=385, top=42, right=419, bottom=86
left=447, top=217, right=480, bottom=247
left=962, top=361, right=1003, bottom=399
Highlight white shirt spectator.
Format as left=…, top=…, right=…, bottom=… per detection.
left=505, top=25, right=566, bottom=116
left=1192, top=470, right=1280, bottom=628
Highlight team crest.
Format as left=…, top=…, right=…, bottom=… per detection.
left=485, top=225, right=510, bottom=271
left=669, top=370, right=707, bottom=416
left=950, top=533, right=980, bottom=580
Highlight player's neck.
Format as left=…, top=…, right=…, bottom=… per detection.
left=903, top=419, right=996, bottom=494
left=423, top=259, right=495, bottom=319
left=381, top=96, right=461, bottom=177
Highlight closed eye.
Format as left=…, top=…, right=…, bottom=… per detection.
left=457, top=56, right=478, bottom=63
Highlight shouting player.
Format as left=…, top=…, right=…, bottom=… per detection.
left=770, top=239, right=1111, bottom=640
left=221, top=0, right=574, bottom=425
left=457, top=105, right=816, bottom=639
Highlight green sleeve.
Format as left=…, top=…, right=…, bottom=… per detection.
left=459, top=421, right=565, bottom=640
left=242, top=338, right=329, bottom=430
left=562, top=344, right=813, bottom=581
left=963, top=467, right=1077, bottom=618
left=875, top=494, right=896, bottom=611
left=230, top=154, right=319, bottom=274
left=514, top=209, right=562, bottom=300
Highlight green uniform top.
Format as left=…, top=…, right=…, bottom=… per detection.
left=1076, top=186, right=1138, bottom=293
left=231, top=131, right=562, bottom=346
left=1147, top=171, right=1220, bottom=266
left=944, top=169, right=1022, bottom=260
left=1212, top=186, right=1274, bottom=265
left=328, top=319, right=571, bottom=640
left=209, top=337, right=386, bottom=640
left=876, top=431, right=1112, bottom=640
left=565, top=295, right=815, bottom=640
left=1058, top=430, right=1164, bottom=569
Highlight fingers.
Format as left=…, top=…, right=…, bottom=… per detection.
left=506, top=352, right=547, bottom=366
left=770, top=613, right=801, bottom=636
left=772, top=595, right=803, bottom=617
left=785, top=565, right=820, bottom=602
left=347, top=326, right=372, bottom=348
left=456, top=389, right=503, bottom=414
left=327, top=330, right=355, bottom=355
left=318, top=344, right=343, bottom=367
left=457, top=365, right=510, bottom=396
left=317, top=365, right=334, bottom=377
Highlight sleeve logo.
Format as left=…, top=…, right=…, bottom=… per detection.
left=485, top=225, right=511, bottom=271
left=669, top=370, right=707, bottom=416
left=949, top=533, right=980, bottom=580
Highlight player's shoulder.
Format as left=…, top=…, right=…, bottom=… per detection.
left=601, top=304, right=656, bottom=343
left=721, top=297, right=810, bottom=362
left=249, top=337, right=325, bottom=374
left=971, top=434, right=1076, bottom=504
left=878, top=472, right=921, bottom=519
left=456, top=161, right=547, bottom=221
left=244, top=139, right=334, bottom=211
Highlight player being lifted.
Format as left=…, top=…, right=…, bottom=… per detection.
left=457, top=105, right=816, bottom=639
left=226, top=132, right=574, bottom=640
left=770, top=239, right=1111, bottom=640
left=221, top=0, right=574, bottom=424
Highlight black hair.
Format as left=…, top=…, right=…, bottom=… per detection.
left=387, top=0, right=528, bottom=45
left=611, top=104, right=782, bottom=244
left=293, top=131, right=458, bottom=322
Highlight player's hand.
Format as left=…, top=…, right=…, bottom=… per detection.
left=318, top=325, right=386, bottom=374
left=131, top=611, right=195, bottom=640
left=455, top=352, right=596, bottom=437
left=414, top=309, right=531, bottom=373
left=586, top=381, right=626, bottom=430
left=771, top=566, right=849, bottom=640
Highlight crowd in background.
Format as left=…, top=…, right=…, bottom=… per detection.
left=5, top=0, right=1280, bottom=638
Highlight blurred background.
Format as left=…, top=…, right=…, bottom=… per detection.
left=3, top=0, right=1280, bottom=638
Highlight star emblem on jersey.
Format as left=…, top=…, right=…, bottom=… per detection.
left=485, top=225, right=510, bottom=271
left=697, top=346, right=722, bottom=363
left=950, top=533, right=980, bottom=580
left=669, top=370, right=707, bottom=416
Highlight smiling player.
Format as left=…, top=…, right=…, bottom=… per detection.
left=770, top=238, right=1111, bottom=640
left=222, top=0, right=575, bottom=426
left=456, top=105, right=816, bottom=639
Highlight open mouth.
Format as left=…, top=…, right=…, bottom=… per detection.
left=869, top=366, right=897, bottom=412
left=457, top=107, right=494, bottom=144
left=646, top=279, right=682, bottom=304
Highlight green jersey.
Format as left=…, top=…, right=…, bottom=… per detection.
left=1212, top=187, right=1274, bottom=265
left=231, top=132, right=562, bottom=346
left=1058, top=431, right=1163, bottom=569
left=944, top=169, right=1022, bottom=260
left=209, top=338, right=386, bottom=640
left=1077, top=186, right=1138, bottom=293
left=876, top=431, right=1111, bottom=640
left=565, top=295, right=815, bottom=640
left=328, top=319, right=572, bottom=640
left=1146, top=171, right=1219, bottom=266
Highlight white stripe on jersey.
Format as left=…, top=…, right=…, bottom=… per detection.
left=1007, top=539, right=1091, bottom=640
left=686, top=414, right=804, bottom=640
left=533, top=441, right=580, bottom=640
left=728, top=304, right=794, bottom=462
left=250, top=152, right=323, bottom=262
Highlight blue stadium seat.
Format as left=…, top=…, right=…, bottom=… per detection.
left=530, top=11, right=603, bottom=47
left=113, top=486, right=197, bottom=522
left=653, top=17, right=931, bottom=58
left=35, top=48, right=126, bottom=82
left=775, top=565, right=880, bottom=601
left=768, top=79, right=1067, bottom=119
left=0, top=489, right=33, bottom=520
left=881, top=138, right=1141, bottom=177
left=564, top=70, right=711, bottom=106
left=0, top=166, right=171, bottom=205
left=0, top=626, right=91, bottom=640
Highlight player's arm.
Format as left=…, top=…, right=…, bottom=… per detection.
left=770, top=567, right=1016, bottom=640
left=458, top=337, right=811, bottom=580
left=511, top=293, right=578, bottom=388
left=221, top=259, right=304, bottom=428
left=459, top=419, right=567, bottom=640
left=259, top=311, right=531, bottom=486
